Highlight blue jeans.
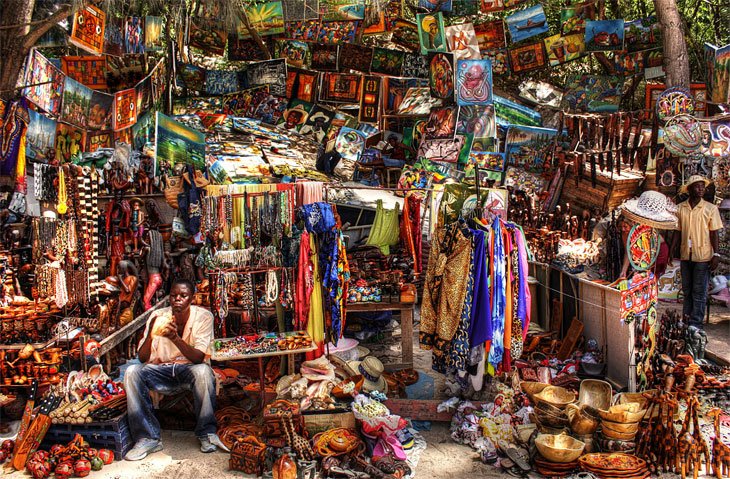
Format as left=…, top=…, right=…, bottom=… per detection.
left=680, top=260, right=710, bottom=327
left=124, top=363, right=217, bottom=441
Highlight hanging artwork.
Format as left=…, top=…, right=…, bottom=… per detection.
left=624, top=17, right=661, bottom=52
left=288, top=68, right=319, bottom=102
left=335, top=127, right=367, bottom=162
left=563, top=75, right=622, bottom=112
left=338, top=43, right=374, bottom=72
left=701, top=119, right=730, bottom=158
left=483, top=49, right=509, bottom=76
left=251, top=94, right=288, bottom=124
left=145, top=16, right=164, bottom=51
left=88, top=91, right=114, bottom=130
left=474, top=20, right=506, bottom=50
left=320, top=73, right=361, bottom=102
left=317, top=20, right=358, bottom=43
left=241, top=2, right=285, bottom=38
left=189, top=21, right=227, bottom=55
left=300, top=105, right=335, bottom=141
left=397, top=88, right=437, bottom=115
left=274, top=39, right=312, bottom=68
left=560, top=0, right=598, bottom=35
left=419, top=0, right=452, bottom=11
left=417, top=13, right=447, bottom=55
left=424, top=107, right=457, bottom=139
left=655, top=86, right=696, bottom=124
left=26, top=109, right=56, bottom=162
left=505, top=166, right=545, bottom=194
left=417, top=136, right=466, bottom=162
left=508, top=42, right=547, bottom=73
left=705, top=42, right=730, bottom=106
left=457, top=104, right=496, bottom=137
left=285, top=19, right=321, bottom=40
left=154, top=112, right=206, bottom=175
left=402, top=53, right=430, bottom=79
left=504, top=125, right=557, bottom=173
left=61, top=77, right=93, bottom=128
left=87, top=130, right=113, bottom=152
left=610, top=50, right=660, bottom=77
left=383, top=78, right=427, bottom=113
left=321, top=0, right=365, bottom=21
left=247, top=59, right=287, bottom=96
left=359, top=75, right=382, bottom=123
left=55, top=123, right=86, bottom=163
left=132, top=111, right=156, bottom=150
left=645, top=83, right=708, bottom=116
left=150, top=59, right=167, bottom=108
left=371, top=48, right=405, bottom=76
left=465, top=150, right=505, bottom=181
left=392, top=19, right=420, bottom=51
left=452, top=0, right=480, bottom=15
left=205, top=70, right=240, bottom=96
left=177, top=63, right=206, bottom=92
left=106, top=54, right=147, bottom=90
left=125, top=17, right=145, bottom=53
left=481, top=0, right=504, bottom=13
left=506, top=5, right=548, bottom=44
left=282, top=0, right=320, bottom=21
left=311, top=43, right=339, bottom=71
left=23, top=51, right=64, bottom=116
left=518, top=80, right=564, bottom=108
left=428, top=52, right=455, bottom=103
left=70, top=5, right=106, bottom=55
left=104, top=17, right=125, bottom=56
left=544, top=33, right=585, bottom=65
left=114, top=127, right=133, bottom=146
left=494, top=94, right=542, bottom=126
left=456, top=59, right=492, bottom=106
left=585, top=19, right=625, bottom=52
left=61, top=56, right=107, bottom=90
left=113, top=88, right=138, bottom=131
left=445, top=23, right=480, bottom=60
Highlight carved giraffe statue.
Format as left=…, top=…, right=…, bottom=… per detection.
left=708, top=407, right=730, bottom=479
left=689, top=396, right=711, bottom=476
left=676, top=397, right=702, bottom=479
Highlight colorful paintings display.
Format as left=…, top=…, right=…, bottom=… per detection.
left=359, top=76, right=382, bottom=123
left=178, top=63, right=206, bottom=92
left=55, top=123, right=86, bottom=164
left=560, top=0, right=598, bottom=35
left=417, top=136, right=466, bottom=162
left=321, top=73, right=361, bottom=102
left=483, top=49, right=510, bottom=76
left=494, top=94, right=542, bottom=126
left=563, top=75, right=622, bottom=112
left=466, top=150, right=505, bottom=181
left=506, top=5, right=548, bottom=44
left=392, top=19, right=420, bottom=51
left=456, top=59, right=492, bottom=106
left=397, top=88, right=437, bottom=115
left=445, top=23, right=480, bottom=60
left=335, top=127, right=366, bottom=162
left=27, top=110, right=56, bottom=162
left=508, top=42, right=547, bottom=73
left=311, top=43, right=339, bottom=71
left=24, top=50, right=65, bottom=116
left=417, top=13, right=447, bottom=55
left=189, top=22, right=227, bottom=55
left=457, top=104, right=496, bottom=138
left=61, top=56, right=107, bottom=89
left=88, top=91, right=114, bottom=130
left=645, top=83, right=708, bottom=116
left=338, top=43, right=374, bottom=72
left=300, top=106, right=335, bottom=142
left=505, top=125, right=558, bottom=173
left=113, top=88, right=138, bottom=130
left=371, top=48, right=405, bottom=76
left=544, top=33, right=585, bottom=65
left=424, top=107, right=457, bottom=139
left=242, top=2, right=285, bottom=38
left=275, top=40, right=311, bottom=68
left=154, top=112, right=206, bottom=175
left=125, top=17, right=145, bottom=53
left=474, top=21, right=506, bottom=50
left=419, top=0, right=453, bottom=11
left=428, top=52, right=455, bottom=103
left=317, top=20, right=358, bottom=43
left=402, top=53, right=430, bottom=78
left=104, top=17, right=125, bottom=56
left=205, top=70, right=240, bottom=95
left=624, top=17, right=661, bottom=52
left=145, top=16, right=164, bottom=51
left=246, top=59, right=287, bottom=96
left=70, top=5, right=106, bottom=54
left=321, top=0, right=365, bottom=21
left=585, top=19, right=625, bottom=52
left=61, top=77, right=93, bottom=127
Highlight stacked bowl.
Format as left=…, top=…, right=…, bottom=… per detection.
left=595, top=403, right=646, bottom=453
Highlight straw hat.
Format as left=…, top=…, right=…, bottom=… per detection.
left=347, top=356, right=388, bottom=394
left=679, top=175, right=711, bottom=195
left=621, top=190, right=678, bottom=230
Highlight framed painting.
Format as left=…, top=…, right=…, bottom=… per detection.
left=645, top=83, right=708, bottom=116
left=26, top=109, right=56, bottom=162
left=70, top=5, right=106, bottom=54
left=624, top=17, right=661, bottom=52
left=61, top=56, right=107, bottom=90
left=416, top=13, right=447, bottom=55
left=87, top=130, right=113, bottom=152
left=113, top=87, right=138, bottom=131
left=154, top=112, right=206, bottom=175
left=474, top=20, right=506, bottom=50
left=506, top=5, right=548, bottom=44
left=508, top=42, right=547, bottom=73
left=321, top=73, right=362, bottom=103
left=456, top=59, right=492, bottom=106
left=428, top=51, right=455, bottom=104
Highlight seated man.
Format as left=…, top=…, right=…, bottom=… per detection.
left=124, top=278, right=227, bottom=460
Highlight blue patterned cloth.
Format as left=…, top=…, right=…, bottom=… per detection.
left=488, top=218, right=506, bottom=370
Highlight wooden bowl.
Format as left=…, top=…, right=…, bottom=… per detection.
left=534, top=386, right=576, bottom=408
left=521, top=381, right=550, bottom=402
left=536, top=399, right=566, bottom=415
left=332, top=375, right=364, bottom=400
left=598, top=403, right=646, bottom=423
left=579, top=379, right=613, bottom=411
left=601, top=426, right=637, bottom=441
left=535, top=433, right=585, bottom=463
left=536, top=407, right=569, bottom=428
left=602, top=420, right=639, bottom=434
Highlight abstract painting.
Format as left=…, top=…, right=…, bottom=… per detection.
left=61, top=56, right=107, bottom=89
left=424, top=107, right=457, bottom=139
left=384, top=78, right=427, bottom=113
left=402, top=52, right=430, bottom=78
left=86, top=130, right=113, bottom=152
left=70, top=5, right=106, bottom=54
left=205, top=70, right=240, bottom=96
left=359, top=75, right=382, bottom=123
left=456, top=104, right=496, bottom=137
left=428, top=51, right=455, bottom=103
left=335, top=126, right=367, bottom=162
left=483, top=48, right=510, bottom=75
left=506, top=5, right=548, bottom=44
left=456, top=59, right=493, bottom=105
left=417, top=136, right=466, bottom=162
left=104, top=17, right=125, bottom=56
left=282, top=0, right=320, bottom=21
left=320, top=73, right=361, bottom=102
left=445, top=23, right=481, bottom=60
left=397, top=88, right=436, bottom=115
left=391, top=19, right=420, bottom=51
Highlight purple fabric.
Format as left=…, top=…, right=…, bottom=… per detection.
left=468, top=228, right=492, bottom=347
left=514, top=227, right=531, bottom=338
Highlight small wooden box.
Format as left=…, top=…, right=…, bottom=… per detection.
left=303, top=410, right=356, bottom=435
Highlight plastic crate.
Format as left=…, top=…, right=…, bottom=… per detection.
left=41, top=413, right=132, bottom=460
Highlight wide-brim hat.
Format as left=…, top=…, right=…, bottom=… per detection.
left=129, top=197, right=144, bottom=206
left=285, top=104, right=309, bottom=125
left=679, top=175, right=711, bottom=194
left=621, top=190, right=678, bottom=230
left=347, top=356, right=387, bottom=394
left=709, top=275, right=728, bottom=295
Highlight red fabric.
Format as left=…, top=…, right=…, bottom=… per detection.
left=399, top=195, right=422, bottom=273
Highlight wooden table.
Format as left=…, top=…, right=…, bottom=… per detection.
left=345, top=301, right=415, bottom=370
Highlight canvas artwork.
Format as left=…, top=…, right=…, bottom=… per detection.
left=289, top=69, right=319, bottom=102
left=104, top=17, right=125, bottom=56
left=518, top=80, right=564, bottom=108
left=55, top=123, right=87, bottom=163
left=563, top=75, right=622, bottom=112
left=481, top=0, right=504, bottom=13
left=114, top=128, right=133, bottom=146
left=417, top=136, right=466, bottom=162
left=474, top=20, right=506, bottom=50
left=560, top=0, right=599, bottom=35
left=320, top=73, right=361, bottom=102
left=125, top=17, right=145, bottom=53
left=300, top=105, right=335, bottom=142
left=275, top=39, right=312, bottom=68
left=205, top=70, right=240, bottom=96
left=252, top=94, right=288, bottom=124
left=417, top=13, right=447, bottom=55
left=106, top=54, right=147, bottom=90
left=705, top=43, right=730, bottom=105
left=88, top=91, right=114, bottom=130
left=189, top=21, right=227, bottom=55
left=624, top=17, right=661, bottom=52
left=241, top=2, right=285, bottom=38
left=321, top=0, right=365, bottom=21
left=465, top=150, right=505, bottom=181
left=452, top=0, right=480, bottom=15
left=86, top=130, right=113, bottom=152
left=136, top=77, right=153, bottom=115
left=508, top=42, right=547, bottom=73
left=70, top=5, right=106, bottom=54
left=428, top=52, right=455, bottom=103
left=483, top=49, right=510, bottom=76
left=247, top=59, right=287, bottom=96
left=61, top=77, right=93, bottom=128
left=359, top=75, right=382, bottom=123
left=335, top=127, right=367, bottom=162
left=391, top=19, right=420, bottom=51
left=317, top=21, right=358, bottom=43
left=419, top=0, right=453, bottom=11
left=611, top=50, right=662, bottom=77
left=505, top=166, right=546, bottom=194
left=132, top=111, right=156, bottom=150
left=26, top=109, right=56, bottom=162
left=495, top=94, right=542, bottom=126
left=397, top=87, right=439, bottom=115
left=282, top=0, right=320, bottom=20
left=311, top=43, right=339, bottom=71
left=402, top=53, right=430, bottom=79
left=114, top=88, right=138, bottom=130
left=154, top=112, right=206, bottom=175
left=424, top=107, right=457, bottom=139
left=384, top=78, right=427, bottom=113
left=544, top=33, right=585, bottom=66
left=145, top=16, right=164, bottom=51
left=456, top=59, right=492, bottom=106
left=61, top=56, right=107, bottom=90
left=506, top=5, right=548, bottom=44
left=445, top=23, right=481, bottom=60
left=505, top=125, right=558, bottom=173
left=150, top=59, right=167, bottom=108
left=285, top=19, right=321, bottom=40
left=585, top=19, right=625, bottom=52
left=371, top=48, right=405, bottom=76
left=338, top=43, right=374, bottom=72
left=23, top=52, right=65, bottom=116
left=363, top=7, right=386, bottom=34
left=279, top=101, right=313, bottom=131
left=456, top=104, right=496, bottom=137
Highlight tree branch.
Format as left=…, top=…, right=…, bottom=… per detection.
left=23, top=4, right=72, bottom=49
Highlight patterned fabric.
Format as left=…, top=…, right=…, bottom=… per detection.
left=0, top=99, right=29, bottom=177
left=301, top=202, right=335, bottom=234
left=468, top=228, right=491, bottom=347
left=488, top=218, right=506, bottom=371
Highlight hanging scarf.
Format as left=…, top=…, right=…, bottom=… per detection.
left=514, top=226, right=532, bottom=338
left=488, top=217, right=506, bottom=373
left=400, top=194, right=422, bottom=273
left=0, top=98, right=29, bottom=177
left=468, top=228, right=491, bottom=347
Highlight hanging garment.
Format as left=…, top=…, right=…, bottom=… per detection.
left=468, top=228, right=491, bottom=347
left=514, top=227, right=532, bottom=338
left=301, top=202, right=336, bottom=234
left=487, top=218, right=506, bottom=372
left=420, top=223, right=472, bottom=347
left=0, top=99, right=29, bottom=177
left=400, top=194, right=422, bottom=273
left=366, top=199, right=400, bottom=255
left=306, top=234, right=325, bottom=360
left=295, top=231, right=314, bottom=331
left=501, top=227, right=514, bottom=373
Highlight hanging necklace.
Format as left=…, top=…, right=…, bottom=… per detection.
left=57, top=167, right=67, bottom=214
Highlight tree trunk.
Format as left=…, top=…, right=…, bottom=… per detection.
left=654, top=0, right=691, bottom=88
left=0, top=0, right=36, bottom=99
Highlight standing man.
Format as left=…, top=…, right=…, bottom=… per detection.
left=124, top=279, right=227, bottom=460
left=671, top=175, right=723, bottom=327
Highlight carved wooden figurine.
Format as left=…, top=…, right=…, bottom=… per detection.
left=708, top=407, right=730, bottom=479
